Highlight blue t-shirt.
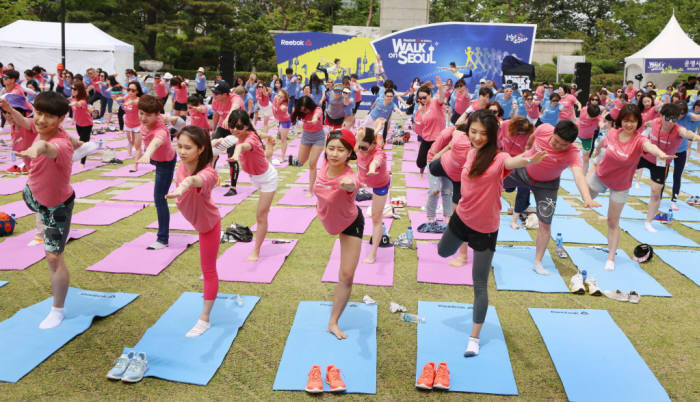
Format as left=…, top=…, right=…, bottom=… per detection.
left=677, top=113, right=700, bottom=153
left=540, top=103, right=562, bottom=126
left=310, top=84, right=325, bottom=105
left=195, top=74, right=207, bottom=91
left=370, top=100, right=396, bottom=120
left=495, top=93, right=516, bottom=118
left=343, top=88, right=355, bottom=115
left=244, top=93, right=254, bottom=112
left=282, top=75, right=298, bottom=97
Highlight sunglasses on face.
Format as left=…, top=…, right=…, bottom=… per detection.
left=647, top=84, right=653, bottom=87
left=127, top=88, right=137, bottom=92
left=257, top=86, right=263, bottom=89
left=591, top=99, right=600, bottom=102
left=489, top=109, right=499, bottom=115
left=616, top=91, right=622, bottom=94
left=233, top=124, right=246, bottom=130
left=664, top=116, right=679, bottom=122
left=526, top=97, right=533, bottom=100
left=358, top=144, right=370, bottom=151
left=418, top=96, right=428, bottom=100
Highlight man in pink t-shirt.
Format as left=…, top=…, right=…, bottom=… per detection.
left=503, top=121, right=600, bottom=275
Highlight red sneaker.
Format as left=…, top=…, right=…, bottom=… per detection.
left=415, top=361, right=435, bottom=390
left=21, top=165, right=29, bottom=174
left=325, top=364, right=346, bottom=393
left=6, top=165, right=21, bottom=173
left=433, top=362, right=450, bottom=390
left=305, top=365, right=323, bottom=393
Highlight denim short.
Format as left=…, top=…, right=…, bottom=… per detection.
left=587, top=171, right=629, bottom=203
left=373, top=178, right=391, bottom=196
left=302, top=129, right=326, bottom=146
left=279, top=120, right=291, bottom=129
left=23, top=186, right=75, bottom=254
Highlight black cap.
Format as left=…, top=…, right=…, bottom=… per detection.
left=632, top=244, right=653, bottom=263
left=212, top=81, right=231, bottom=94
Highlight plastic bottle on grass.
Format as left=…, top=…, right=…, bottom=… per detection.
left=400, top=313, right=425, bottom=323
left=406, top=226, right=413, bottom=248
left=11, top=150, right=16, bottom=162
left=555, top=233, right=567, bottom=258
left=667, top=208, right=673, bottom=224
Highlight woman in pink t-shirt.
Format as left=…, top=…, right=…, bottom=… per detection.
left=639, top=93, right=660, bottom=124
left=68, top=81, right=93, bottom=166
left=414, top=77, right=447, bottom=176
left=119, top=82, right=144, bottom=172
left=170, top=76, right=189, bottom=117
left=291, top=96, right=325, bottom=195
left=256, top=80, right=273, bottom=134
left=576, top=96, right=605, bottom=174
left=186, top=95, right=210, bottom=132
left=557, top=85, right=581, bottom=122
left=164, top=126, right=221, bottom=337
left=314, top=129, right=363, bottom=340
left=355, top=127, right=390, bottom=264
left=438, top=109, right=546, bottom=357
left=271, top=90, right=292, bottom=161
left=499, top=116, right=535, bottom=230
left=227, top=110, right=279, bottom=261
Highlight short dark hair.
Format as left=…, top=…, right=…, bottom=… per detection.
left=350, top=73, right=358, bottom=79
left=285, top=67, right=293, bottom=74
left=138, top=94, right=162, bottom=114
left=615, top=104, right=642, bottom=129
left=360, top=127, right=376, bottom=144
left=554, top=120, right=578, bottom=142
left=34, top=91, right=70, bottom=117
left=3, top=69, right=19, bottom=80
left=673, top=100, right=688, bottom=115
left=478, top=87, right=492, bottom=98
left=486, top=101, right=504, bottom=117
left=384, top=89, right=394, bottom=96
left=660, top=102, right=680, bottom=118
left=550, top=93, right=561, bottom=102
left=187, top=95, right=201, bottom=105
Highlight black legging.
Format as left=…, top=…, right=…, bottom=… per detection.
left=416, top=139, right=434, bottom=174
left=671, top=150, right=687, bottom=202
left=76, top=125, right=92, bottom=164
left=117, top=107, right=125, bottom=131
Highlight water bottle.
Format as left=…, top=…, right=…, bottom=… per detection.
left=667, top=208, right=673, bottom=224
left=581, top=270, right=587, bottom=282
left=11, top=150, right=16, bottom=162
left=381, top=222, right=387, bottom=236
left=98, top=139, right=103, bottom=149
left=555, top=233, right=567, bottom=258
left=400, top=312, right=425, bottom=323
left=406, top=226, right=414, bottom=248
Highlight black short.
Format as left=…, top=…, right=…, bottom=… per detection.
left=174, top=101, right=188, bottom=111
left=450, top=110, right=461, bottom=125
left=448, top=212, right=498, bottom=252
left=325, top=114, right=344, bottom=127
left=341, top=206, right=365, bottom=239
left=429, top=159, right=461, bottom=204
left=637, top=157, right=668, bottom=185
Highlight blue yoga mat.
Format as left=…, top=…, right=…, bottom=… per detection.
left=565, top=246, right=670, bottom=297
left=124, top=292, right=259, bottom=386
left=627, top=182, right=653, bottom=197
left=492, top=246, right=569, bottom=293
left=416, top=301, right=518, bottom=395
left=654, top=249, right=700, bottom=287
left=589, top=196, right=646, bottom=219
left=557, top=179, right=580, bottom=196
left=529, top=308, right=670, bottom=402
left=619, top=219, right=700, bottom=247
left=550, top=216, right=607, bottom=244
left=497, top=215, right=533, bottom=242
left=0, top=287, right=138, bottom=383
left=0, top=281, right=6, bottom=288
left=638, top=198, right=700, bottom=222
left=273, top=301, right=377, bottom=393
left=681, top=221, right=700, bottom=231
left=679, top=182, right=700, bottom=196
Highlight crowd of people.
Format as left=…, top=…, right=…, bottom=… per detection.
left=1, top=57, right=699, bottom=388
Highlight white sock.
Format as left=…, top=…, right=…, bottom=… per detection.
left=185, top=319, right=211, bottom=338
left=39, top=307, right=65, bottom=329
left=464, top=337, right=480, bottom=357
left=644, top=221, right=657, bottom=233
left=604, top=260, right=615, bottom=271
left=532, top=261, right=550, bottom=275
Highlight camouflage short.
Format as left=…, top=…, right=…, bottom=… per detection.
left=22, top=185, right=75, bottom=254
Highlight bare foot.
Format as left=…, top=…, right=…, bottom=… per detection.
left=362, top=255, right=376, bottom=264
left=327, top=323, right=347, bottom=339
left=448, top=256, right=467, bottom=267
left=510, top=221, right=521, bottom=230
left=246, top=251, right=259, bottom=262
left=304, top=191, right=313, bottom=198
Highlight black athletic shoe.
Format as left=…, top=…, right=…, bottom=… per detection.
left=288, top=155, right=293, bottom=166
left=224, top=188, right=237, bottom=197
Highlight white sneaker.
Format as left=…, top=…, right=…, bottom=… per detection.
left=604, top=289, right=630, bottom=302
left=584, top=277, right=602, bottom=296
left=464, top=337, right=480, bottom=357
left=569, top=273, right=585, bottom=294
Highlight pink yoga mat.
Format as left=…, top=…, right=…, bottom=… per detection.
left=71, top=161, right=106, bottom=175
left=402, top=150, right=418, bottom=161
left=86, top=232, right=199, bottom=275
left=294, top=169, right=318, bottom=184
left=321, top=240, right=394, bottom=286
left=73, top=179, right=126, bottom=198
left=215, top=168, right=251, bottom=184
left=72, top=202, right=148, bottom=225
left=0, top=200, right=34, bottom=218
left=110, top=182, right=173, bottom=202
left=213, top=239, right=298, bottom=283
left=250, top=207, right=316, bottom=233
left=101, top=164, right=155, bottom=177
left=416, top=241, right=474, bottom=285
left=408, top=211, right=444, bottom=240
left=277, top=186, right=317, bottom=206
left=356, top=189, right=390, bottom=207
left=0, top=176, right=27, bottom=195
left=401, top=161, right=421, bottom=173
left=404, top=174, right=429, bottom=189
left=362, top=215, right=394, bottom=237
left=105, top=139, right=129, bottom=149
left=406, top=189, right=427, bottom=208
left=404, top=141, right=420, bottom=151
left=0, top=228, right=95, bottom=270
left=146, top=205, right=235, bottom=231
left=211, top=185, right=256, bottom=205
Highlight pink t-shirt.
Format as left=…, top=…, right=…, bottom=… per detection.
left=153, top=80, right=168, bottom=98
left=470, top=99, right=484, bottom=112
left=239, top=132, right=268, bottom=175
left=173, top=83, right=188, bottom=104
left=609, top=99, right=624, bottom=121
left=189, top=107, right=209, bottom=131
left=72, top=100, right=93, bottom=127
left=440, top=130, right=471, bottom=181
left=428, top=126, right=455, bottom=161
left=558, top=94, right=577, bottom=121
left=10, top=118, right=38, bottom=152
left=271, top=100, right=290, bottom=122
left=212, top=95, right=243, bottom=128
left=28, top=128, right=74, bottom=207
left=314, top=161, right=360, bottom=235
left=526, top=100, right=540, bottom=118
left=454, top=92, right=470, bottom=115
left=256, top=89, right=270, bottom=107
left=142, top=117, right=175, bottom=162
left=524, top=124, right=582, bottom=182
left=174, top=164, right=220, bottom=233
left=356, top=146, right=390, bottom=188
left=577, top=107, right=602, bottom=139
left=499, top=120, right=530, bottom=157
left=416, top=99, right=445, bottom=141
left=455, top=150, right=510, bottom=233
left=123, top=96, right=140, bottom=129
left=302, top=107, right=323, bottom=132
left=641, top=118, right=682, bottom=165
left=595, top=128, right=649, bottom=191
left=641, top=106, right=659, bottom=124
left=624, top=87, right=637, bottom=102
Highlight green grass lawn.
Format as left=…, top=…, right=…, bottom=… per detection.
left=1, top=131, right=699, bottom=400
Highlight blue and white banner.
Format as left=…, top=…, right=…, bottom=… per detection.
left=645, top=58, right=700, bottom=74
left=371, top=22, right=536, bottom=89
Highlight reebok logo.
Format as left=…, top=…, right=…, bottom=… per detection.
left=281, top=39, right=305, bottom=46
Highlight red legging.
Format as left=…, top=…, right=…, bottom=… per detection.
left=200, top=221, right=221, bottom=300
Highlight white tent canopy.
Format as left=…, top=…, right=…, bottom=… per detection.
left=624, top=14, right=700, bottom=90
left=0, top=20, right=133, bottom=77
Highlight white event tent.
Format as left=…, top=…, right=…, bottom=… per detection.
left=0, top=20, right=133, bottom=76
left=624, top=14, right=700, bottom=89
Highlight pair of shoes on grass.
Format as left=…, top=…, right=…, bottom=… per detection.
left=106, top=351, right=149, bottom=382
left=416, top=361, right=450, bottom=390
left=305, top=364, right=346, bottom=393
left=569, top=273, right=603, bottom=296
left=603, top=289, right=641, bottom=303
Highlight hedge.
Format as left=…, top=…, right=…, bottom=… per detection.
left=139, top=69, right=277, bottom=83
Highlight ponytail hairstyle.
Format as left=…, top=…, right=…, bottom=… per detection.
left=228, top=109, right=265, bottom=148
left=359, top=127, right=376, bottom=144
left=291, top=95, right=317, bottom=124
left=177, top=125, right=213, bottom=174
left=467, top=109, right=500, bottom=178
left=507, top=116, right=533, bottom=138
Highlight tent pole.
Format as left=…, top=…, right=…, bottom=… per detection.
left=61, top=0, right=66, bottom=67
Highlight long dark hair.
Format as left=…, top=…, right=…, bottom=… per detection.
left=72, top=81, right=88, bottom=101
left=291, top=96, right=317, bottom=124
left=177, top=126, right=213, bottom=174
left=227, top=109, right=264, bottom=148
left=127, top=81, right=144, bottom=98
left=467, top=109, right=500, bottom=178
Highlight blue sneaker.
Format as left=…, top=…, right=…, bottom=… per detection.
left=121, top=352, right=148, bottom=383
left=106, top=351, right=134, bottom=380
